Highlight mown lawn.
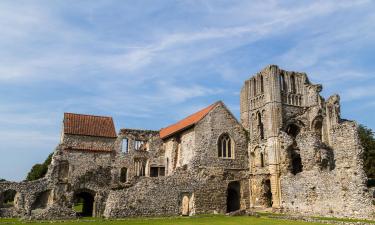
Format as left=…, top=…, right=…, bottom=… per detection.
left=0, top=215, right=329, bottom=225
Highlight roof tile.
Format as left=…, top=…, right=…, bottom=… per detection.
left=159, top=102, right=219, bottom=139
left=63, top=113, right=117, bottom=138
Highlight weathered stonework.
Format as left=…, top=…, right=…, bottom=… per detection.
left=0, top=65, right=373, bottom=220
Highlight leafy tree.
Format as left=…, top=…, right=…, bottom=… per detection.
left=0, top=178, right=6, bottom=182
left=25, top=153, right=53, bottom=181
left=358, top=125, right=375, bottom=182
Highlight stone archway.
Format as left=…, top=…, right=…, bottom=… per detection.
left=226, top=181, right=240, bottom=213
left=31, top=190, right=51, bottom=210
left=181, top=194, right=190, bottom=216
left=73, top=190, right=95, bottom=217
left=0, top=190, right=17, bottom=208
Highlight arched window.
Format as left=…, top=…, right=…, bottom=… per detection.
left=253, top=78, right=257, bottom=96
left=280, top=73, right=286, bottom=91
left=290, top=74, right=296, bottom=93
left=257, top=112, right=264, bottom=140
left=218, top=133, right=234, bottom=159
left=260, top=75, right=264, bottom=94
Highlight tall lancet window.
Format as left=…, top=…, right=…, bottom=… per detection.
left=218, top=133, right=234, bottom=159
left=290, top=74, right=296, bottom=93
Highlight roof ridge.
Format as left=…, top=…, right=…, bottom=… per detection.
left=159, top=101, right=220, bottom=139
left=64, top=112, right=113, bottom=119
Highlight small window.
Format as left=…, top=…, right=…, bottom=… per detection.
left=218, top=133, right=234, bottom=159
left=260, top=75, right=264, bottom=94
left=122, top=138, right=129, bottom=153
left=260, top=153, right=265, bottom=167
left=134, top=140, right=144, bottom=151
left=290, top=74, right=296, bottom=93
left=280, top=74, right=286, bottom=91
left=120, top=167, right=127, bottom=182
left=257, top=112, right=264, bottom=140
left=150, top=167, right=166, bottom=177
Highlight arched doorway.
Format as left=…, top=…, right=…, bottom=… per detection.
left=73, top=190, right=95, bottom=217
left=226, top=181, right=240, bottom=213
left=1, top=190, right=16, bottom=208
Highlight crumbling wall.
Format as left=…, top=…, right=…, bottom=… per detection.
left=104, top=168, right=249, bottom=218
left=280, top=121, right=373, bottom=218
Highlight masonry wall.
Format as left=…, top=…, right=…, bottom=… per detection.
left=280, top=122, right=373, bottom=218
left=193, top=103, right=248, bottom=170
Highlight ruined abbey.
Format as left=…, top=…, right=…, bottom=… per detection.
left=0, top=65, right=374, bottom=220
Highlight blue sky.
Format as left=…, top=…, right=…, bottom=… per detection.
left=0, top=0, right=374, bottom=181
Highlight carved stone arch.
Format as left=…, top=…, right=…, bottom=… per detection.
left=72, top=188, right=96, bottom=217
left=217, top=133, right=235, bottom=159
left=0, top=189, right=17, bottom=208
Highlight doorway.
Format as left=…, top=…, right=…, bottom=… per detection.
left=226, top=181, right=240, bottom=212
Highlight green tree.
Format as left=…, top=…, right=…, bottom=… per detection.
left=26, top=153, right=53, bottom=181
left=358, top=125, right=375, bottom=181
left=0, top=178, right=6, bottom=182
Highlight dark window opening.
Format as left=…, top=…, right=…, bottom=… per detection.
left=291, top=74, right=296, bottom=93
left=73, top=191, right=94, bottom=217
left=264, top=179, right=273, bottom=207
left=260, top=153, right=265, bottom=167
left=280, top=73, right=286, bottom=91
left=260, top=76, right=264, bottom=94
left=226, top=181, right=240, bottom=213
left=120, top=167, right=127, bottom=183
left=291, top=149, right=303, bottom=175
left=257, top=112, right=265, bottom=140
left=150, top=167, right=166, bottom=177
left=1, top=190, right=16, bottom=208
left=150, top=167, right=158, bottom=177
left=286, top=124, right=300, bottom=138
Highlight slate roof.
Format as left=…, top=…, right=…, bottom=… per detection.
left=159, top=102, right=219, bottom=139
left=63, top=113, right=117, bottom=138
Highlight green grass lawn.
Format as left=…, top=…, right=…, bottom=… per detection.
left=0, top=215, right=329, bottom=225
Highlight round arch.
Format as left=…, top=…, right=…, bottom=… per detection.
left=73, top=189, right=96, bottom=217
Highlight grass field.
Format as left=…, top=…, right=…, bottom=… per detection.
left=0, top=215, right=328, bottom=225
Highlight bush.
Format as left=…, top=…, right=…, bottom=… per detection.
left=358, top=125, right=375, bottom=179
left=25, top=153, right=53, bottom=181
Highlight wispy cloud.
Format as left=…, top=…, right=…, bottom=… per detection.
left=0, top=0, right=374, bottom=180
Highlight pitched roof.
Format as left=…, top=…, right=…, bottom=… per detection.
left=63, top=113, right=117, bottom=138
left=159, top=102, right=220, bottom=139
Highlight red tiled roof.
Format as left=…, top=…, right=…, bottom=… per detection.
left=63, top=113, right=117, bottom=138
left=160, top=102, right=219, bottom=139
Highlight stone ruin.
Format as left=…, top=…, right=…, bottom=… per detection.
left=0, top=65, right=374, bottom=220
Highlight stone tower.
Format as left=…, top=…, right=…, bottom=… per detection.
left=240, top=65, right=373, bottom=218
left=241, top=65, right=319, bottom=208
